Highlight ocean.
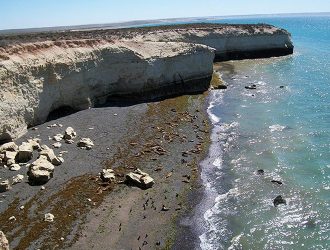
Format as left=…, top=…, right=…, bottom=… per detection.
left=196, top=14, right=330, bottom=250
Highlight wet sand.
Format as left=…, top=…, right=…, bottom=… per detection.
left=0, top=92, right=211, bottom=249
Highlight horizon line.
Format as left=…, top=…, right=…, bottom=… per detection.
left=1, top=11, right=330, bottom=33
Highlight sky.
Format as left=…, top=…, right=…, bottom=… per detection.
left=1, top=0, right=330, bottom=30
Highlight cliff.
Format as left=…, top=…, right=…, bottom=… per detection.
left=0, top=23, right=293, bottom=141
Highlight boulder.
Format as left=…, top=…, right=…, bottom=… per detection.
left=126, top=169, right=154, bottom=189
left=0, top=231, right=9, bottom=250
left=245, top=84, right=257, bottom=90
left=16, top=142, right=33, bottom=163
left=53, top=134, right=64, bottom=142
left=4, top=151, right=17, bottom=166
left=39, top=145, right=62, bottom=166
left=100, top=169, right=115, bottom=182
left=0, top=142, right=18, bottom=152
left=214, top=84, right=227, bottom=90
left=64, top=127, right=77, bottom=140
left=44, top=213, right=54, bottom=222
left=0, top=180, right=11, bottom=193
left=77, top=138, right=94, bottom=150
left=52, top=142, right=62, bottom=148
left=27, top=138, right=41, bottom=150
left=9, top=164, right=21, bottom=171
left=273, top=195, right=286, bottom=207
left=12, top=174, right=24, bottom=185
left=28, top=155, right=55, bottom=184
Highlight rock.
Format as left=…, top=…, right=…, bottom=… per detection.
left=16, top=142, right=33, bottom=163
left=27, top=155, right=55, bottom=185
left=0, top=180, right=11, bottom=192
left=271, top=180, right=283, bottom=185
left=214, top=84, right=227, bottom=89
left=279, top=85, right=285, bottom=88
left=245, top=84, right=257, bottom=90
left=65, top=139, right=74, bottom=144
left=20, top=205, right=25, bottom=210
left=256, top=169, right=264, bottom=175
left=8, top=216, right=16, bottom=222
left=64, top=127, right=77, bottom=140
left=77, top=138, right=94, bottom=149
left=12, top=174, right=24, bottom=185
left=161, top=205, right=170, bottom=211
left=0, top=231, right=9, bottom=250
left=0, top=142, right=18, bottom=152
left=39, top=145, right=62, bottom=166
left=126, top=169, right=154, bottom=189
left=9, top=164, right=21, bottom=171
left=27, top=138, right=41, bottom=150
left=4, top=151, right=17, bottom=165
left=44, top=213, right=54, bottom=222
left=52, top=142, right=62, bottom=148
left=273, top=195, right=286, bottom=207
left=53, top=134, right=64, bottom=142
left=100, top=169, right=115, bottom=182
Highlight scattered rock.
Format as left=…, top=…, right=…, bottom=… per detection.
left=214, top=84, right=227, bottom=89
left=63, top=127, right=77, bottom=140
left=27, top=138, right=41, bottom=150
left=126, top=169, right=154, bottom=189
left=20, top=205, right=25, bottom=210
left=53, top=134, right=64, bottom=142
left=161, top=205, right=169, bottom=211
left=273, top=195, right=286, bottom=207
left=8, top=216, right=16, bottom=222
left=271, top=180, right=283, bottom=185
left=77, top=138, right=94, bottom=150
left=100, top=169, right=116, bottom=182
left=16, top=142, right=33, bottom=163
left=65, top=139, right=74, bottom=144
left=0, top=231, right=9, bottom=250
left=4, top=151, right=17, bottom=166
left=0, top=180, right=11, bottom=192
left=44, top=213, right=54, bottom=222
left=41, top=186, right=45, bottom=190
left=52, top=142, right=62, bottom=149
left=9, top=164, right=21, bottom=171
left=27, top=156, right=55, bottom=185
left=245, top=84, right=257, bottom=90
left=257, top=169, right=264, bottom=175
left=39, top=145, right=62, bottom=166
left=12, top=174, right=24, bottom=185
left=0, top=142, right=18, bottom=152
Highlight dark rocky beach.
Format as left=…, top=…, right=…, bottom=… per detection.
left=0, top=92, right=211, bottom=249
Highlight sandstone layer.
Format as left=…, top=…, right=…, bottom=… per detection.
left=0, top=23, right=293, bottom=141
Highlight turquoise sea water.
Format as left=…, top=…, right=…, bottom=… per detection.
left=198, top=15, right=330, bottom=249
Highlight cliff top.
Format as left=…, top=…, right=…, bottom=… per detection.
left=0, top=23, right=289, bottom=47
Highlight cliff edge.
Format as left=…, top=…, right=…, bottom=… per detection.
left=0, top=23, right=293, bottom=141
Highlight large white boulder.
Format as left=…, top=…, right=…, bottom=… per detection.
left=39, top=145, right=63, bottom=166
left=0, top=231, right=9, bottom=250
left=16, top=142, right=33, bottom=163
left=27, top=155, right=55, bottom=184
left=126, top=169, right=154, bottom=189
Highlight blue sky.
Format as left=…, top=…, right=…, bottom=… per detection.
left=1, top=0, right=330, bottom=30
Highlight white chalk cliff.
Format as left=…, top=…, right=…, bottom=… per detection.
left=0, top=24, right=293, bottom=141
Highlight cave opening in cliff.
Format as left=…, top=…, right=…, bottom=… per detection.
left=46, top=106, right=79, bottom=122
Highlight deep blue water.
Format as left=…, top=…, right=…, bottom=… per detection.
left=198, top=15, right=330, bottom=250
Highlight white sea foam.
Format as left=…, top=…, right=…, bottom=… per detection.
left=269, top=124, right=286, bottom=132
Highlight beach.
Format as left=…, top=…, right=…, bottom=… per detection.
left=0, top=91, right=211, bottom=249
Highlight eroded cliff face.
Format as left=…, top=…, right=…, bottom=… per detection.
left=0, top=23, right=293, bottom=141
left=0, top=41, right=214, bottom=141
